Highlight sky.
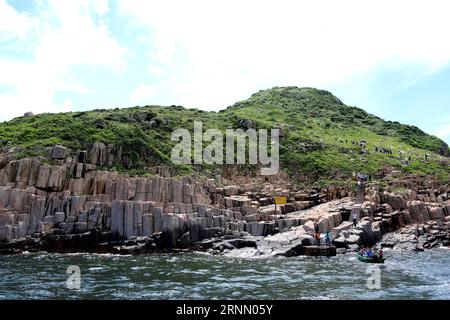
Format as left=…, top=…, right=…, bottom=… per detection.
left=1, top=0, right=450, bottom=144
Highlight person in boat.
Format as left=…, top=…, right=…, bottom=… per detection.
left=365, top=248, right=373, bottom=257
left=375, top=249, right=383, bottom=259
left=325, top=231, right=332, bottom=247
left=360, top=248, right=366, bottom=255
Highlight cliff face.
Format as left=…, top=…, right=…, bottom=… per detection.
left=0, top=143, right=208, bottom=244
left=0, top=143, right=343, bottom=247
left=1, top=142, right=449, bottom=255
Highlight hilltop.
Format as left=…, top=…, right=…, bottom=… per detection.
left=0, top=87, right=448, bottom=186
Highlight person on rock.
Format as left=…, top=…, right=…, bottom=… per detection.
left=325, top=231, right=332, bottom=247
left=352, top=213, right=357, bottom=227
left=315, top=232, right=321, bottom=246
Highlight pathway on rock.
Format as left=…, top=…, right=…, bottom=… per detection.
left=347, top=184, right=365, bottom=224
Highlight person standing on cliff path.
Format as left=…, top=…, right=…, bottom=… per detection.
left=352, top=213, right=357, bottom=228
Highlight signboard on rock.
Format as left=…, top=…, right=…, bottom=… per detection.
left=275, top=196, right=287, bottom=205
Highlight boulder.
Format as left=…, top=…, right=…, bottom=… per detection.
left=303, top=220, right=315, bottom=235
left=73, top=222, right=88, bottom=234
left=317, top=217, right=331, bottom=233
left=179, top=232, right=191, bottom=248
left=51, top=145, right=69, bottom=159
left=66, top=216, right=76, bottom=223
left=77, top=211, right=88, bottom=223
left=345, top=234, right=361, bottom=245
left=43, top=215, right=55, bottom=225
left=332, top=236, right=348, bottom=248
left=59, top=222, right=74, bottom=234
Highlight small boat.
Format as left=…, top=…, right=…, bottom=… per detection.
left=356, top=252, right=385, bottom=264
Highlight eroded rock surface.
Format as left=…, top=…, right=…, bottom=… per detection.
left=1, top=144, right=449, bottom=255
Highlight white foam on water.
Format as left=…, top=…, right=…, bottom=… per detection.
left=88, top=267, right=104, bottom=271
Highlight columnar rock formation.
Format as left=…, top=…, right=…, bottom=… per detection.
left=0, top=143, right=449, bottom=255
left=0, top=144, right=335, bottom=247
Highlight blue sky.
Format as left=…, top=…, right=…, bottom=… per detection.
left=1, top=0, right=450, bottom=145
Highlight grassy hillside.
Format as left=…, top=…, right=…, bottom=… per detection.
left=0, top=87, right=448, bottom=186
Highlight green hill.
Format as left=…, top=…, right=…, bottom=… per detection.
left=0, top=87, right=448, bottom=186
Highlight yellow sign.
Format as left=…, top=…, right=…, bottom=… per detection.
left=275, top=196, right=287, bottom=205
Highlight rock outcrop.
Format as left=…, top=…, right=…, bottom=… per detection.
left=0, top=144, right=329, bottom=252
left=0, top=143, right=449, bottom=255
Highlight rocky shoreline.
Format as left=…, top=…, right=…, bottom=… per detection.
left=1, top=143, right=450, bottom=257
left=1, top=224, right=449, bottom=257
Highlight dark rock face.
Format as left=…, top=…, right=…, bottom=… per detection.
left=381, top=227, right=450, bottom=251
left=236, top=116, right=257, bottom=130
left=438, top=144, right=449, bottom=157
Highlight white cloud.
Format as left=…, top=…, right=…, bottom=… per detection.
left=130, top=84, right=157, bottom=104
left=434, top=118, right=450, bottom=143
left=90, top=0, right=110, bottom=16
left=35, top=0, right=126, bottom=73
left=118, top=0, right=450, bottom=109
left=147, top=64, right=165, bottom=76
left=0, top=0, right=35, bottom=40
left=2, top=0, right=450, bottom=128
left=0, top=0, right=125, bottom=121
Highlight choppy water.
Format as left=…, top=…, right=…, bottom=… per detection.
left=0, top=249, right=449, bottom=300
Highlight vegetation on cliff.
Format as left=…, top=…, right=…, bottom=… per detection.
left=0, top=87, right=448, bottom=185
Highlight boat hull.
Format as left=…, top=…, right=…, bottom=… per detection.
left=356, top=253, right=385, bottom=264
